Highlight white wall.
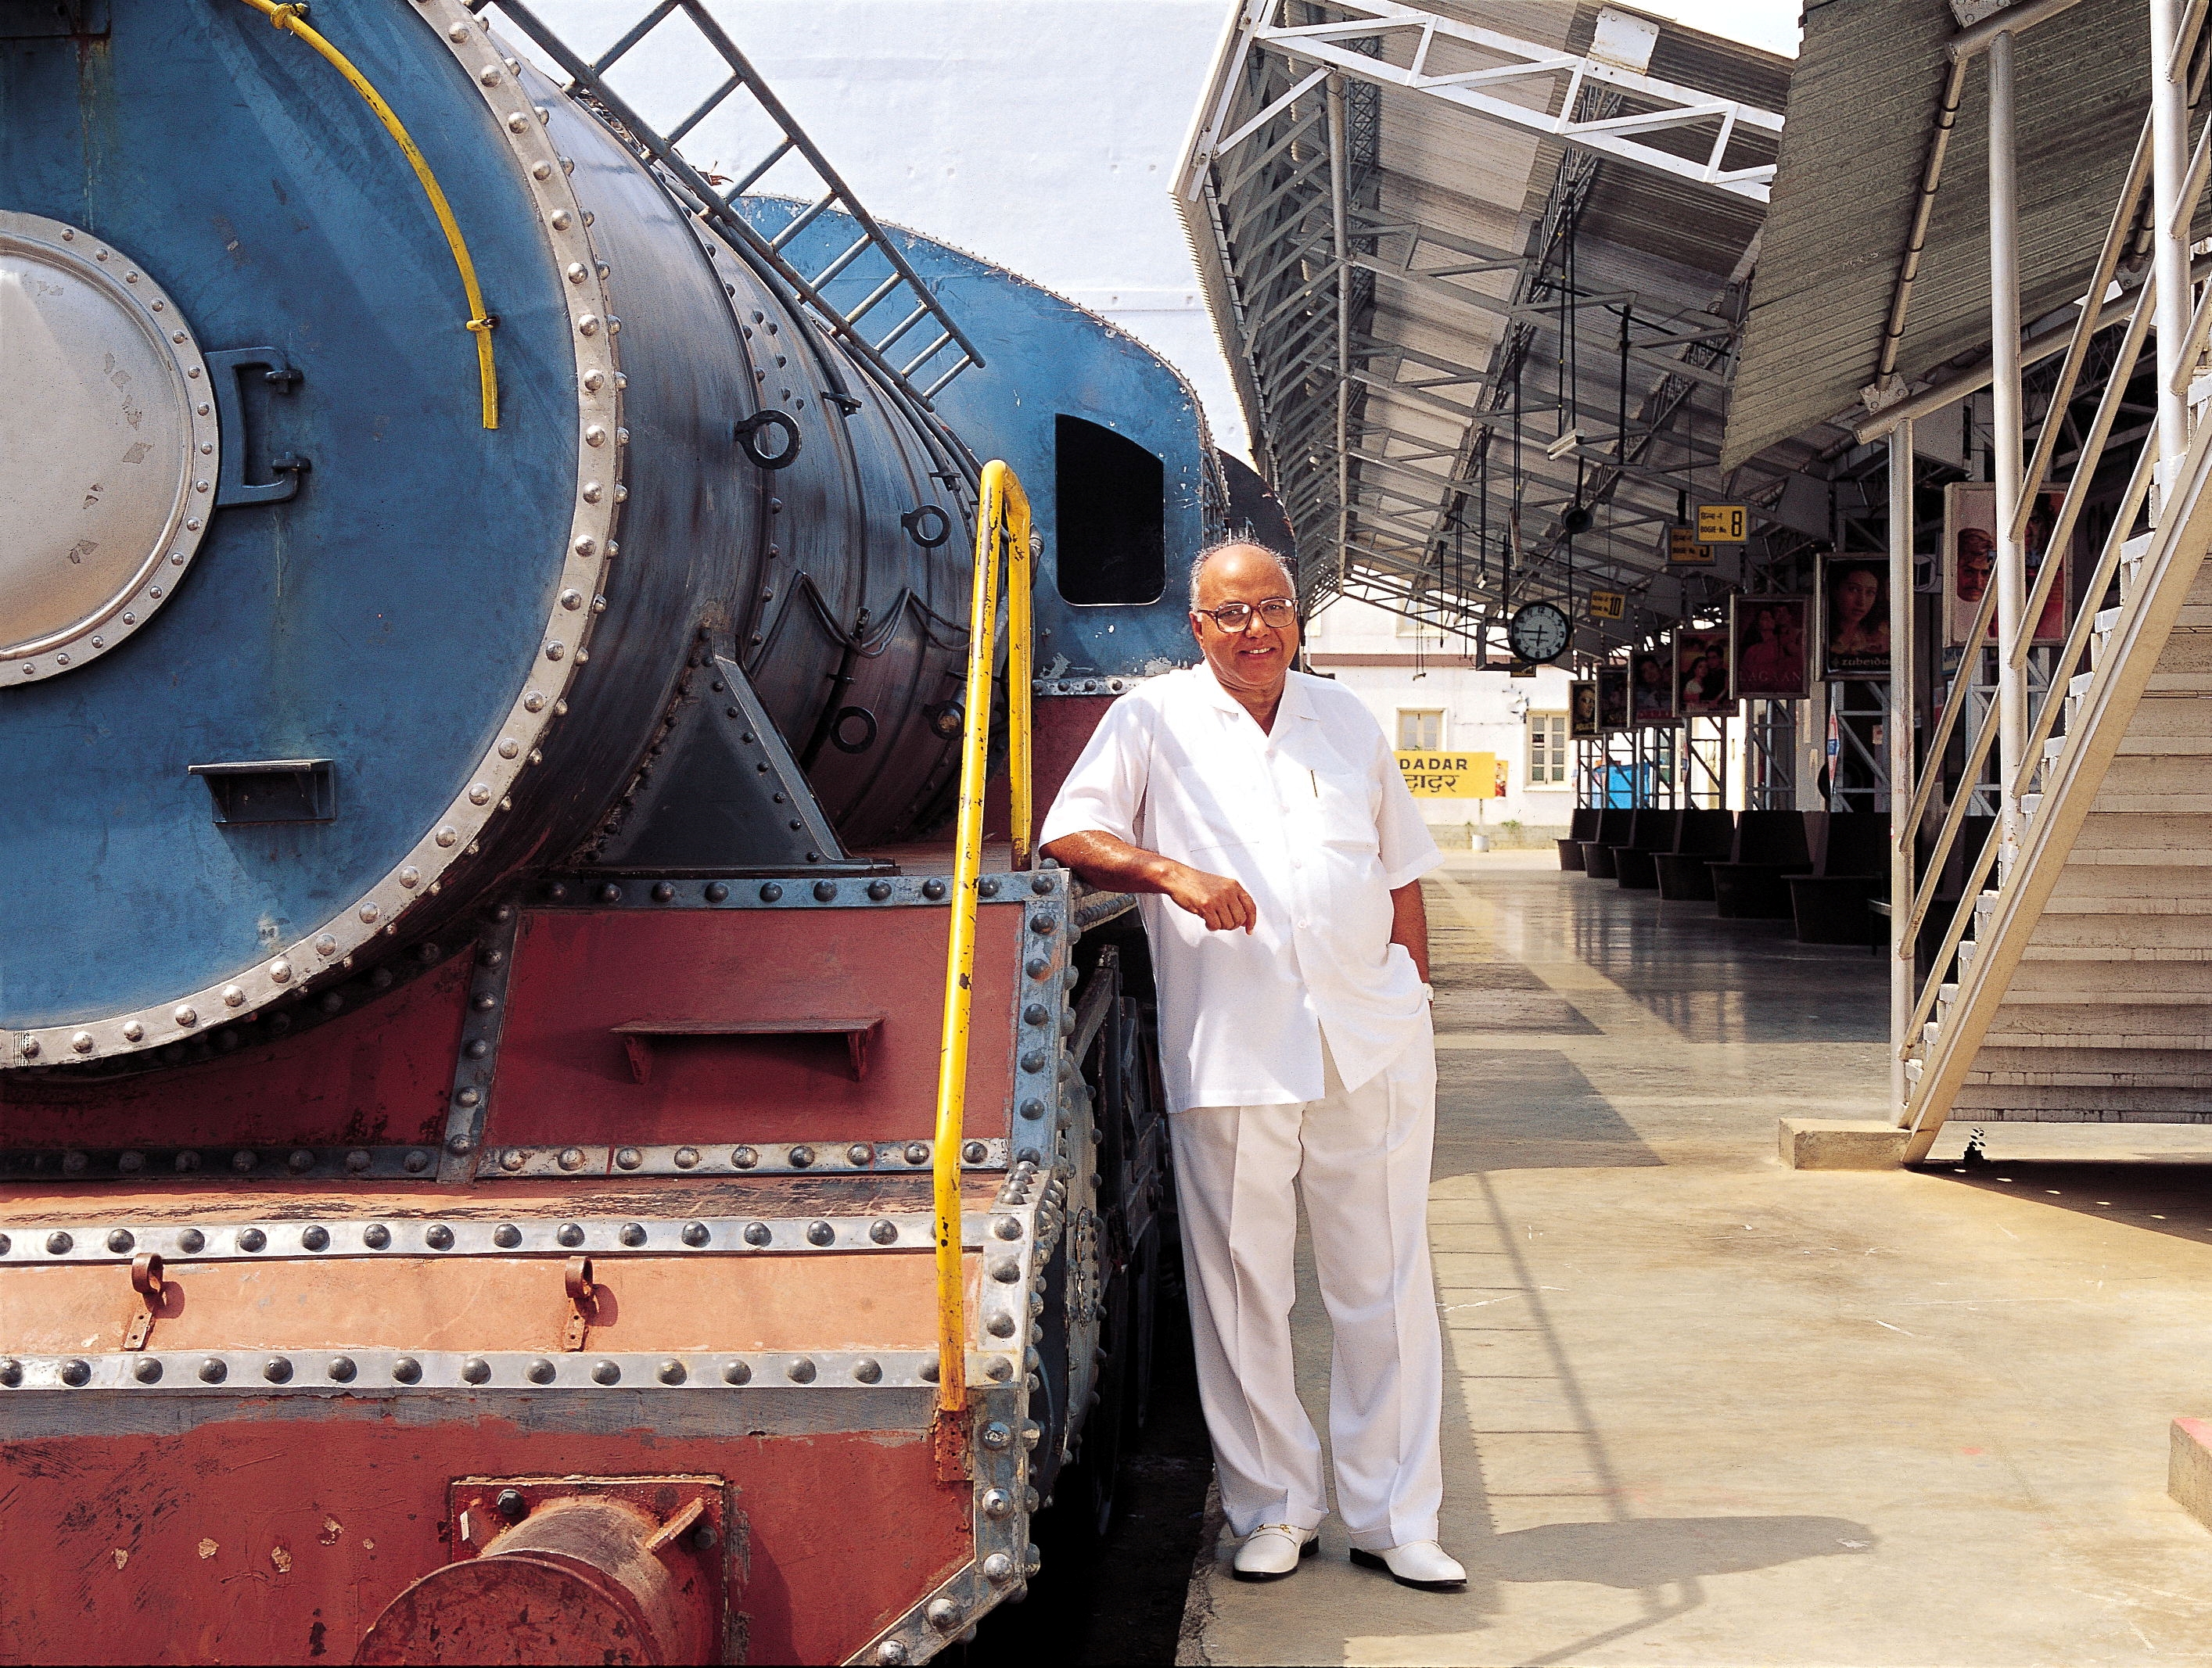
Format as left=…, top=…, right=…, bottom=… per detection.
left=1305, top=597, right=1578, bottom=841
left=518, top=0, right=1249, bottom=459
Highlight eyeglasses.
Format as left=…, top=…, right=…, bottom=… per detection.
left=1193, top=597, right=1296, bottom=632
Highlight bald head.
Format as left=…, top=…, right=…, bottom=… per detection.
left=1189, top=540, right=1296, bottom=609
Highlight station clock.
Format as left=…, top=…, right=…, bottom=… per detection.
left=1507, top=601, right=1572, bottom=665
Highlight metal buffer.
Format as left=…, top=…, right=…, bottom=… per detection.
left=933, top=461, right=1035, bottom=1426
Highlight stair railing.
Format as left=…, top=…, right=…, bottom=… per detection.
left=1905, top=384, right=2212, bottom=1157
left=1894, top=57, right=2212, bottom=1117
left=932, top=463, right=1034, bottom=1419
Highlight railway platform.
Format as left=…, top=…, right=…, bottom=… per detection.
left=1177, top=851, right=2212, bottom=1667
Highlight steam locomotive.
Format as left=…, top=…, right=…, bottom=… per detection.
left=0, top=2, right=1228, bottom=1659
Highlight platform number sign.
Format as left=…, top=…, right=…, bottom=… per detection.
left=1697, top=504, right=1749, bottom=545
left=1588, top=590, right=1625, bottom=621
left=1668, top=526, right=1712, bottom=565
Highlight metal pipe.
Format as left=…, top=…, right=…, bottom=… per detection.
left=1988, top=31, right=2027, bottom=870
left=1853, top=253, right=2212, bottom=443
left=1876, top=59, right=1967, bottom=386
left=2153, top=0, right=2194, bottom=490
left=1887, top=418, right=1915, bottom=1117
left=1327, top=73, right=1354, bottom=588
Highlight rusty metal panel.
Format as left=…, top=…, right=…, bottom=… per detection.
left=0, top=1403, right=969, bottom=1664
left=0, top=952, right=470, bottom=1153
left=487, top=908, right=1019, bottom=1147
left=0, top=1251, right=979, bottom=1355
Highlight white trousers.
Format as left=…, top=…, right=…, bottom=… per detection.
left=1172, top=1028, right=1444, bottom=1551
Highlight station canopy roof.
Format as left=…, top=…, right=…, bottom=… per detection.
left=1722, top=0, right=2153, bottom=472
left=1178, top=0, right=1791, bottom=650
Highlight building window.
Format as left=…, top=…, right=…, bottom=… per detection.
left=1528, top=712, right=1568, bottom=784
left=1397, top=708, right=1443, bottom=750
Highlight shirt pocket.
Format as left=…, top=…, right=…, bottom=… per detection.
left=1309, top=763, right=1381, bottom=856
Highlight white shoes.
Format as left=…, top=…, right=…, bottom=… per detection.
left=1349, top=1540, right=1467, bottom=1591
left=1231, top=1523, right=1320, bottom=1582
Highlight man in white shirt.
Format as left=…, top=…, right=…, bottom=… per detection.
left=1039, top=541, right=1464, bottom=1591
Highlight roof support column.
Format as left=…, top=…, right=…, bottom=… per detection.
left=1988, top=29, right=2027, bottom=873
left=2152, top=0, right=2194, bottom=494
left=1327, top=71, right=1353, bottom=589
left=1887, top=418, right=1916, bottom=1120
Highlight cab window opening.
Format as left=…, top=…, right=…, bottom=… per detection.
left=1054, top=414, right=1165, bottom=606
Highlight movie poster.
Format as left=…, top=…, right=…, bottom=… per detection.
left=1944, top=482, right=2070, bottom=647
left=1629, top=647, right=1676, bottom=723
left=1819, top=554, right=1891, bottom=680
left=1596, top=665, right=1630, bottom=733
left=1569, top=679, right=1600, bottom=740
left=1729, top=594, right=1811, bottom=699
left=1673, top=626, right=1733, bottom=717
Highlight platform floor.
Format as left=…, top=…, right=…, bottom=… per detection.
left=1179, top=852, right=2212, bottom=1667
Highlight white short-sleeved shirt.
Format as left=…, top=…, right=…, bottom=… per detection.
left=1039, top=664, right=1441, bottom=1111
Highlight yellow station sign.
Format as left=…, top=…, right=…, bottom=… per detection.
left=1396, top=751, right=1503, bottom=798
left=1697, top=503, right=1749, bottom=543
left=1588, top=590, right=1625, bottom=620
left=1668, top=525, right=1712, bottom=565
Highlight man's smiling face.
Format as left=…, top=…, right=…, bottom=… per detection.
left=1190, top=544, right=1299, bottom=703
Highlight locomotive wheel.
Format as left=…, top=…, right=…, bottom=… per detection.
left=1067, top=1259, right=1133, bottom=1544
left=1122, top=1220, right=1161, bottom=1440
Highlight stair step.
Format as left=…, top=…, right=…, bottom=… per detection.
left=1999, top=973, right=2212, bottom=999
left=2102, top=755, right=2212, bottom=800
left=2023, top=943, right=2212, bottom=960
left=1983, top=1021, right=2212, bottom=1047
left=1938, top=1103, right=2212, bottom=1124
left=1953, top=1082, right=2212, bottom=1113
left=2044, top=893, right=2212, bottom=913
left=2064, top=848, right=2212, bottom=866
left=1970, top=1049, right=2212, bottom=1087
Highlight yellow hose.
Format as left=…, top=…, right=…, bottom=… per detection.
left=239, top=0, right=499, bottom=429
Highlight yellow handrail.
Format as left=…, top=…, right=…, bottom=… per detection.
left=933, top=462, right=1034, bottom=1415
left=238, top=0, right=500, bottom=429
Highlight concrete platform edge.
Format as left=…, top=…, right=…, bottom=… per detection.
left=1779, top=1117, right=1910, bottom=1170
left=2167, top=1417, right=2212, bottom=1533
left=1175, top=1473, right=1226, bottom=1666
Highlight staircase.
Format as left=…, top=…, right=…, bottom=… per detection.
left=1904, top=428, right=2212, bottom=1160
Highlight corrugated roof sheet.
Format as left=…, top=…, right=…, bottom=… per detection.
left=1723, top=0, right=2148, bottom=467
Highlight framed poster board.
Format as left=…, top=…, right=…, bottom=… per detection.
left=1729, top=594, right=1811, bottom=700
left=1568, top=678, right=1600, bottom=740
left=1629, top=647, right=1676, bottom=723
left=1944, top=482, right=2070, bottom=646
left=1673, top=625, right=1733, bottom=717
left=1819, top=554, right=1891, bottom=680
left=1596, top=665, right=1630, bottom=732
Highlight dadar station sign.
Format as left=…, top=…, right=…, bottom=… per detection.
left=1395, top=751, right=1506, bottom=798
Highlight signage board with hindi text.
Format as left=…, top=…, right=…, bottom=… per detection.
left=1668, top=525, right=1712, bottom=565
left=1396, top=751, right=1503, bottom=798
left=1588, top=590, right=1625, bottom=620
left=1697, top=504, right=1749, bottom=544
